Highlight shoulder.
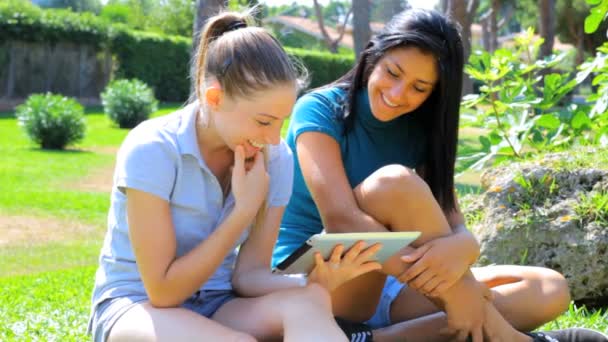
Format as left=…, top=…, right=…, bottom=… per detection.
left=117, top=107, right=186, bottom=163
left=296, top=86, right=348, bottom=112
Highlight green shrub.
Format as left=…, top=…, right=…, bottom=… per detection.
left=286, top=47, right=355, bottom=89
left=110, top=30, right=191, bottom=102
left=101, top=79, right=158, bottom=129
left=15, top=93, right=86, bottom=149
left=0, top=2, right=355, bottom=102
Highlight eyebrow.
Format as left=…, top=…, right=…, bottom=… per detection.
left=387, top=58, right=435, bottom=85
left=256, top=112, right=291, bottom=120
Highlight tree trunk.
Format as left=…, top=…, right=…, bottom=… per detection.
left=313, top=0, right=352, bottom=53
left=352, top=0, right=371, bottom=58
left=538, top=0, right=555, bottom=59
left=446, top=0, right=480, bottom=95
left=489, top=0, right=500, bottom=52
left=192, top=0, right=227, bottom=48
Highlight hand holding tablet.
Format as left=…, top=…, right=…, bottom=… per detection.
left=273, top=231, right=421, bottom=275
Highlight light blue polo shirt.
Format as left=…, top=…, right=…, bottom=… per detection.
left=89, top=102, right=294, bottom=313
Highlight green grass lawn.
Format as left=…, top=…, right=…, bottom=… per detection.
left=1, top=105, right=606, bottom=340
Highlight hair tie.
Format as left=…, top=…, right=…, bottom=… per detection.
left=226, top=21, right=246, bottom=32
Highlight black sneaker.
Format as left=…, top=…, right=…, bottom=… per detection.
left=527, top=328, right=608, bottom=342
left=335, top=316, right=374, bottom=342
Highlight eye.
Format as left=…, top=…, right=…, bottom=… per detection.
left=255, top=119, right=272, bottom=126
left=386, top=67, right=399, bottom=78
left=414, top=86, right=427, bottom=93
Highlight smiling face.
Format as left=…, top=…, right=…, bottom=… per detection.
left=209, top=82, right=296, bottom=159
left=367, top=46, right=438, bottom=122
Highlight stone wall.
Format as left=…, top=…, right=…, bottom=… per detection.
left=0, top=40, right=112, bottom=111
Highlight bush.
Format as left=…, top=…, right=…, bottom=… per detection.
left=15, top=93, right=86, bottom=149
left=101, top=79, right=158, bottom=129
left=286, top=47, right=354, bottom=89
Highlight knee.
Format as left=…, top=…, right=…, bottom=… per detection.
left=531, top=268, right=571, bottom=319
left=368, top=165, right=431, bottom=202
left=288, top=283, right=333, bottom=311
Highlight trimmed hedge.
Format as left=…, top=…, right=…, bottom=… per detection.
left=1, top=0, right=354, bottom=102
left=286, top=47, right=354, bottom=89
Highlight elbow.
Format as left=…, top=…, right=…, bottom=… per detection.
left=147, top=294, right=181, bottom=308
left=145, top=285, right=183, bottom=308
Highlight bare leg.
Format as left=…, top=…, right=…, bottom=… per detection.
left=335, top=165, right=569, bottom=340
left=213, top=283, right=347, bottom=342
left=331, top=165, right=454, bottom=321
left=109, top=284, right=345, bottom=342
left=108, top=302, right=256, bottom=342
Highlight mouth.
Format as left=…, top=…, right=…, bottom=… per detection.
left=381, top=93, right=399, bottom=108
left=248, top=140, right=265, bottom=149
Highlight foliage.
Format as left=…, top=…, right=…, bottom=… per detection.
left=461, top=28, right=587, bottom=170
left=110, top=29, right=192, bottom=102
left=1, top=1, right=354, bottom=101
left=15, top=93, right=86, bottom=150
left=0, top=0, right=109, bottom=46
left=286, top=47, right=355, bottom=89
left=99, top=3, right=133, bottom=25
left=101, top=79, right=158, bottom=128
left=35, top=0, right=102, bottom=14
left=578, top=0, right=608, bottom=146
left=584, top=0, right=608, bottom=34
left=575, top=191, right=608, bottom=226
left=149, top=0, right=194, bottom=37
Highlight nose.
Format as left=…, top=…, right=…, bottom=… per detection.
left=388, top=81, right=407, bottom=104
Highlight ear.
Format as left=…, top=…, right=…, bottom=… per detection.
left=204, top=81, right=223, bottom=111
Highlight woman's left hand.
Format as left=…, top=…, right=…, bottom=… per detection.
left=308, top=241, right=383, bottom=291
left=397, top=234, right=472, bottom=297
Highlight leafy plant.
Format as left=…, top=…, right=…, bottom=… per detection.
left=575, top=191, right=608, bottom=226
left=15, top=93, right=86, bottom=149
left=461, top=28, right=585, bottom=170
left=576, top=0, right=608, bottom=146
left=101, top=79, right=158, bottom=129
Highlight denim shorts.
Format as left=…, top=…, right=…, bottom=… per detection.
left=89, top=290, right=236, bottom=342
left=365, top=276, right=406, bottom=329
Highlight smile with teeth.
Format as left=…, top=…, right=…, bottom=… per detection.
left=249, top=140, right=265, bottom=148
left=381, top=93, right=399, bottom=108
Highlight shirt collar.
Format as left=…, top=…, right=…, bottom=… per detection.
left=176, top=102, right=206, bottom=168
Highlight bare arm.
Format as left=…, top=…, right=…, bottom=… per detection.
left=297, top=131, right=386, bottom=233
left=445, top=191, right=480, bottom=264
left=231, top=206, right=306, bottom=297
left=126, top=188, right=253, bottom=307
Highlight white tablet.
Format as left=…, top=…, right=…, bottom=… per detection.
left=272, top=231, right=421, bottom=275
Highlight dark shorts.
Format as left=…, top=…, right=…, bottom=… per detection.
left=89, top=290, right=236, bottom=342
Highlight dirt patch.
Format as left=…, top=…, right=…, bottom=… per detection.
left=0, top=215, right=101, bottom=246
left=70, top=162, right=115, bottom=193
left=87, top=146, right=119, bottom=156
left=66, top=146, right=117, bottom=192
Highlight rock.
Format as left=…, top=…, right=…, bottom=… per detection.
left=466, top=154, right=608, bottom=305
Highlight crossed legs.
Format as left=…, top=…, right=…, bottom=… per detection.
left=108, top=283, right=346, bottom=342
left=331, top=165, right=570, bottom=341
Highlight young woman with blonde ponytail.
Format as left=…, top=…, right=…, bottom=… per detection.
left=87, top=9, right=382, bottom=342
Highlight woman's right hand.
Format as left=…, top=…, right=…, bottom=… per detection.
left=307, top=241, right=383, bottom=291
left=231, top=145, right=269, bottom=220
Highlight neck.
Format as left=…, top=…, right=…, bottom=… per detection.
left=195, top=108, right=232, bottom=160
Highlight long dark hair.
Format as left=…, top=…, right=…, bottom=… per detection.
left=333, top=8, right=463, bottom=213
